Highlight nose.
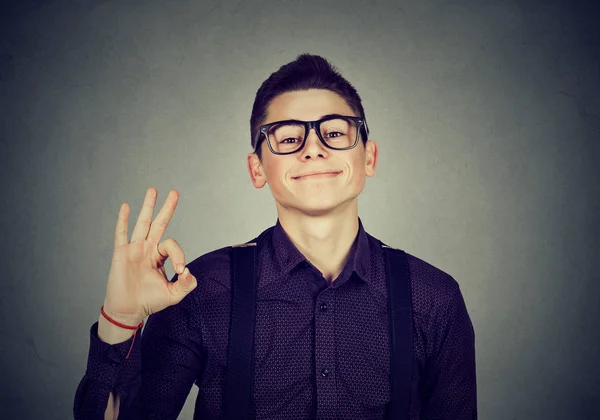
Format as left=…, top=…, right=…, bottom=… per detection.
left=300, top=127, right=328, bottom=159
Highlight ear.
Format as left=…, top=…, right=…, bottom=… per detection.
left=364, top=139, right=378, bottom=177
left=247, top=152, right=267, bottom=188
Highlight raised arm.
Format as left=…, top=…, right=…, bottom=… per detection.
left=74, top=187, right=199, bottom=419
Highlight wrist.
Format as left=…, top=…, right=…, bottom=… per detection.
left=97, top=315, right=137, bottom=344
left=97, top=304, right=145, bottom=346
left=101, top=303, right=145, bottom=326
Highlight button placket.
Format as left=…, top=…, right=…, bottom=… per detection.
left=314, top=290, right=337, bottom=417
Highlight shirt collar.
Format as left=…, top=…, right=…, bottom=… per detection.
left=271, top=216, right=372, bottom=283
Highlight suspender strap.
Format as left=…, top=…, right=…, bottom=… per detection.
left=224, top=242, right=258, bottom=420
left=382, top=245, right=413, bottom=420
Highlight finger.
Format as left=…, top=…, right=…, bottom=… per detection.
left=130, top=187, right=157, bottom=242
left=156, top=238, right=186, bottom=274
left=168, top=267, right=198, bottom=303
left=147, top=189, right=179, bottom=243
left=114, top=202, right=130, bottom=249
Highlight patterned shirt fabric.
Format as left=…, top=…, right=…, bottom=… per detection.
left=74, top=217, right=477, bottom=419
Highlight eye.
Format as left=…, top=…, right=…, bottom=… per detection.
left=279, top=137, right=301, bottom=144
left=325, top=131, right=344, bottom=138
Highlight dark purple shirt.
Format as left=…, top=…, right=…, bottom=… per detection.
left=74, top=218, right=477, bottom=419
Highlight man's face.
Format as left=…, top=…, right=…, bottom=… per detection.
left=247, top=89, right=378, bottom=217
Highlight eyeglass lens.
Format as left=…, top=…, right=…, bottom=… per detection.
left=266, top=118, right=358, bottom=154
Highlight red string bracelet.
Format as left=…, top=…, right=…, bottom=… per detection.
left=100, top=305, right=145, bottom=359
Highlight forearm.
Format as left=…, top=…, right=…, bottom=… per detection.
left=97, top=315, right=132, bottom=420
left=74, top=322, right=143, bottom=420
left=105, top=392, right=118, bottom=420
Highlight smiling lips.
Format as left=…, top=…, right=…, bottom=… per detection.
left=292, top=171, right=342, bottom=180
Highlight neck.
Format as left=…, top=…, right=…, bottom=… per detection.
left=276, top=200, right=359, bottom=283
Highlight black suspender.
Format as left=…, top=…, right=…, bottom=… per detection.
left=223, top=241, right=258, bottom=420
left=382, top=244, right=413, bottom=419
left=223, top=241, right=413, bottom=419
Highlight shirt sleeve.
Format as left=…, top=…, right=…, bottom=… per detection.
left=73, top=321, right=143, bottom=420
left=421, top=283, right=478, bottom=419
left=73, top=273, right=203, bottom=420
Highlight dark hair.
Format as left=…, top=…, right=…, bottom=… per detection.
left=250, top=53, right=368, bottom=160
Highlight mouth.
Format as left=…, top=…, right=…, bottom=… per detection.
left=292, top=171, right=342, bottom=180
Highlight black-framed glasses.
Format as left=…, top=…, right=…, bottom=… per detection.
left=253, top=114, right=369, bottom=155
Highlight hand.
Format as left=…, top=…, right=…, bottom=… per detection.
left=102, top=187, right=197, bottom=325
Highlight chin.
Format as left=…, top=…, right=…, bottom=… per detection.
left=298, top=205, right=340, bottom=217
left=281, top=195, right=357, bottom=217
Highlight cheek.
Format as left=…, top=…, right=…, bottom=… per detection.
left=264, top=165, right=290, bottom=195
left=349, top=173, right=366, bottom=192
left=346, top=158, right=368, bottom=190
left=348, top=156, right=367, bottom=177
left=268, top=179, right=288, bottom=198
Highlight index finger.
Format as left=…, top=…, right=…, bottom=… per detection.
left=147, top=189, right=179, bottom=243
left=114, top=202, right=130, bottom=249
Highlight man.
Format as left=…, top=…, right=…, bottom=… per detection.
left=74, top=53, right=477, bottom=419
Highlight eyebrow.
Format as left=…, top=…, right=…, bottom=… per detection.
left=317, top=113, right=346, bottom=120
left=276, top=113, right=353, bottom=124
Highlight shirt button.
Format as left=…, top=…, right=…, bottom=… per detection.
left=319, top=302, right=328, bottom=311
left=321, top=368, right=330, bottom=377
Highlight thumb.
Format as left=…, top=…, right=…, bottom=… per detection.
left=170, top=267, right=197, bottom=299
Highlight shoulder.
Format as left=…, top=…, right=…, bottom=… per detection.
left=405, top=252, right=460, bottom=299
left=184, top=226, right=273, bottom=293
left=187, top=245, right=231, bottom=278
left=384, top=245, right=462, bottom=316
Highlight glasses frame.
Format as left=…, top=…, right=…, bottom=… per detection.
left=253, top=114, right=370, bottom=155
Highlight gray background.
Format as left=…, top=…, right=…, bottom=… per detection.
left=1, top=0, right=598, bottom=418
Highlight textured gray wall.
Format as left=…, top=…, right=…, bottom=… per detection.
left=1, top=0, right=598, bottom=419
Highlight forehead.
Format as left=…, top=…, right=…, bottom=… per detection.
left=265, top=89, right=355, bottom=123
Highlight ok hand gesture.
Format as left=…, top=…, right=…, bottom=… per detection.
left=101, top=187, right=198, bottom=327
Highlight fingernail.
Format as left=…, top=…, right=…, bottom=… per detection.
left=178, top=264, right=184, bottom=274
